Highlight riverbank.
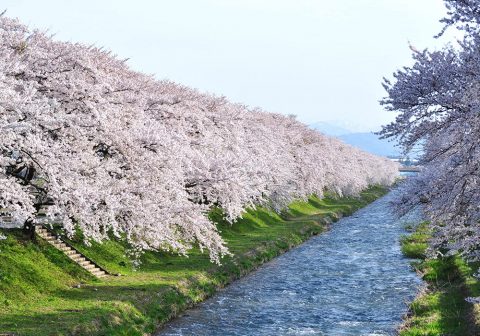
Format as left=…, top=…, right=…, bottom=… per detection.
left=400, top=222, right=480, bottom=335
left=0, top=186, right=387, bottom=336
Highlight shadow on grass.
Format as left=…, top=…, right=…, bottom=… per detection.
left=433, top=258, right=478, bottom=335
left=402, top=227, right=480, bottom=336
left=0, top=306, right=147, bottom=336
left=52, top=282, right=173, bottom=304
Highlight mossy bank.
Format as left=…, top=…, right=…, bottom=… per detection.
left=400, top=222, right=480, bottom=336
left=0, top=185, right=387, bottom=336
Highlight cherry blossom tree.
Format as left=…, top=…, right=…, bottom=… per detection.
left=0, top=14, right=398, bottom=262
left=380, top=0, right=480, bottom=301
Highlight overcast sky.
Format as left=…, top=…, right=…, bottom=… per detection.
left=2, top=0, right=458, bottom=132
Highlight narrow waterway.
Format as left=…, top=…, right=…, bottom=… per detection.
left=157, top=189, right=422, bottom=336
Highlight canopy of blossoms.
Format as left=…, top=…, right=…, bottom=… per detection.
left=0, top=15, right=398, bottom=261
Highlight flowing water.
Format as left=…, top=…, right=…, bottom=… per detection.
left=157, top=190, right=422, bottom=336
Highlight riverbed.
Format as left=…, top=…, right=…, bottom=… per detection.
left=157, top=190, right=422, bottom=336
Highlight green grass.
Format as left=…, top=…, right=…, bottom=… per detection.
left=400, top=222, right=480, bottom=336
left=400, top=224, right=430, bottom=259
left=0, top=185, right=387, bottom=336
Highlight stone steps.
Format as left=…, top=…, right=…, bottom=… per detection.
left=35, top=226, right=107, bottom=278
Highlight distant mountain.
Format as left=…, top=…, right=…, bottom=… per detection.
left=338, top=132, right=401, bottom=157
left=309, top=121, right=401, bottom=157
left=309, top=121, right=352, bottom=136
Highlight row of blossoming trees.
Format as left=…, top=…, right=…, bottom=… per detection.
left=0, top=15, right=398, bottom=261
left=380, top=0, right=480, bottom=299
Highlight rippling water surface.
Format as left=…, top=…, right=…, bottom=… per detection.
left=157, top=190, right=422, bottom=336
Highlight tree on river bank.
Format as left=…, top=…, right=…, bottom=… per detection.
left=380, top=0, right=480, bottom=301
left=0, top=14, right=398, bottom=262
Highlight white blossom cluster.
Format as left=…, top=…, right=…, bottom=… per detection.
left=380, top=0, right=480, bottom=297
left=0, top=15, right=398, bottom=261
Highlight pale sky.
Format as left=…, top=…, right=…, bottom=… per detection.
left=2, top=0, right=458, bottom=132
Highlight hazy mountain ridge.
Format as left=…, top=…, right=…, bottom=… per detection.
left=309, top=121, right=352, bottom=137
left=310, top=122, right=401, bottom=157
left=338, top=132, right=400, bottom=157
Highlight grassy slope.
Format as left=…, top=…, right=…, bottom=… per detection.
left=400, top=223, right=480, bottom=336
left=0, top=186, right=386, bottom=336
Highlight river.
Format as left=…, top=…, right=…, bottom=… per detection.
left=157, top=189, right=422, bottom=336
